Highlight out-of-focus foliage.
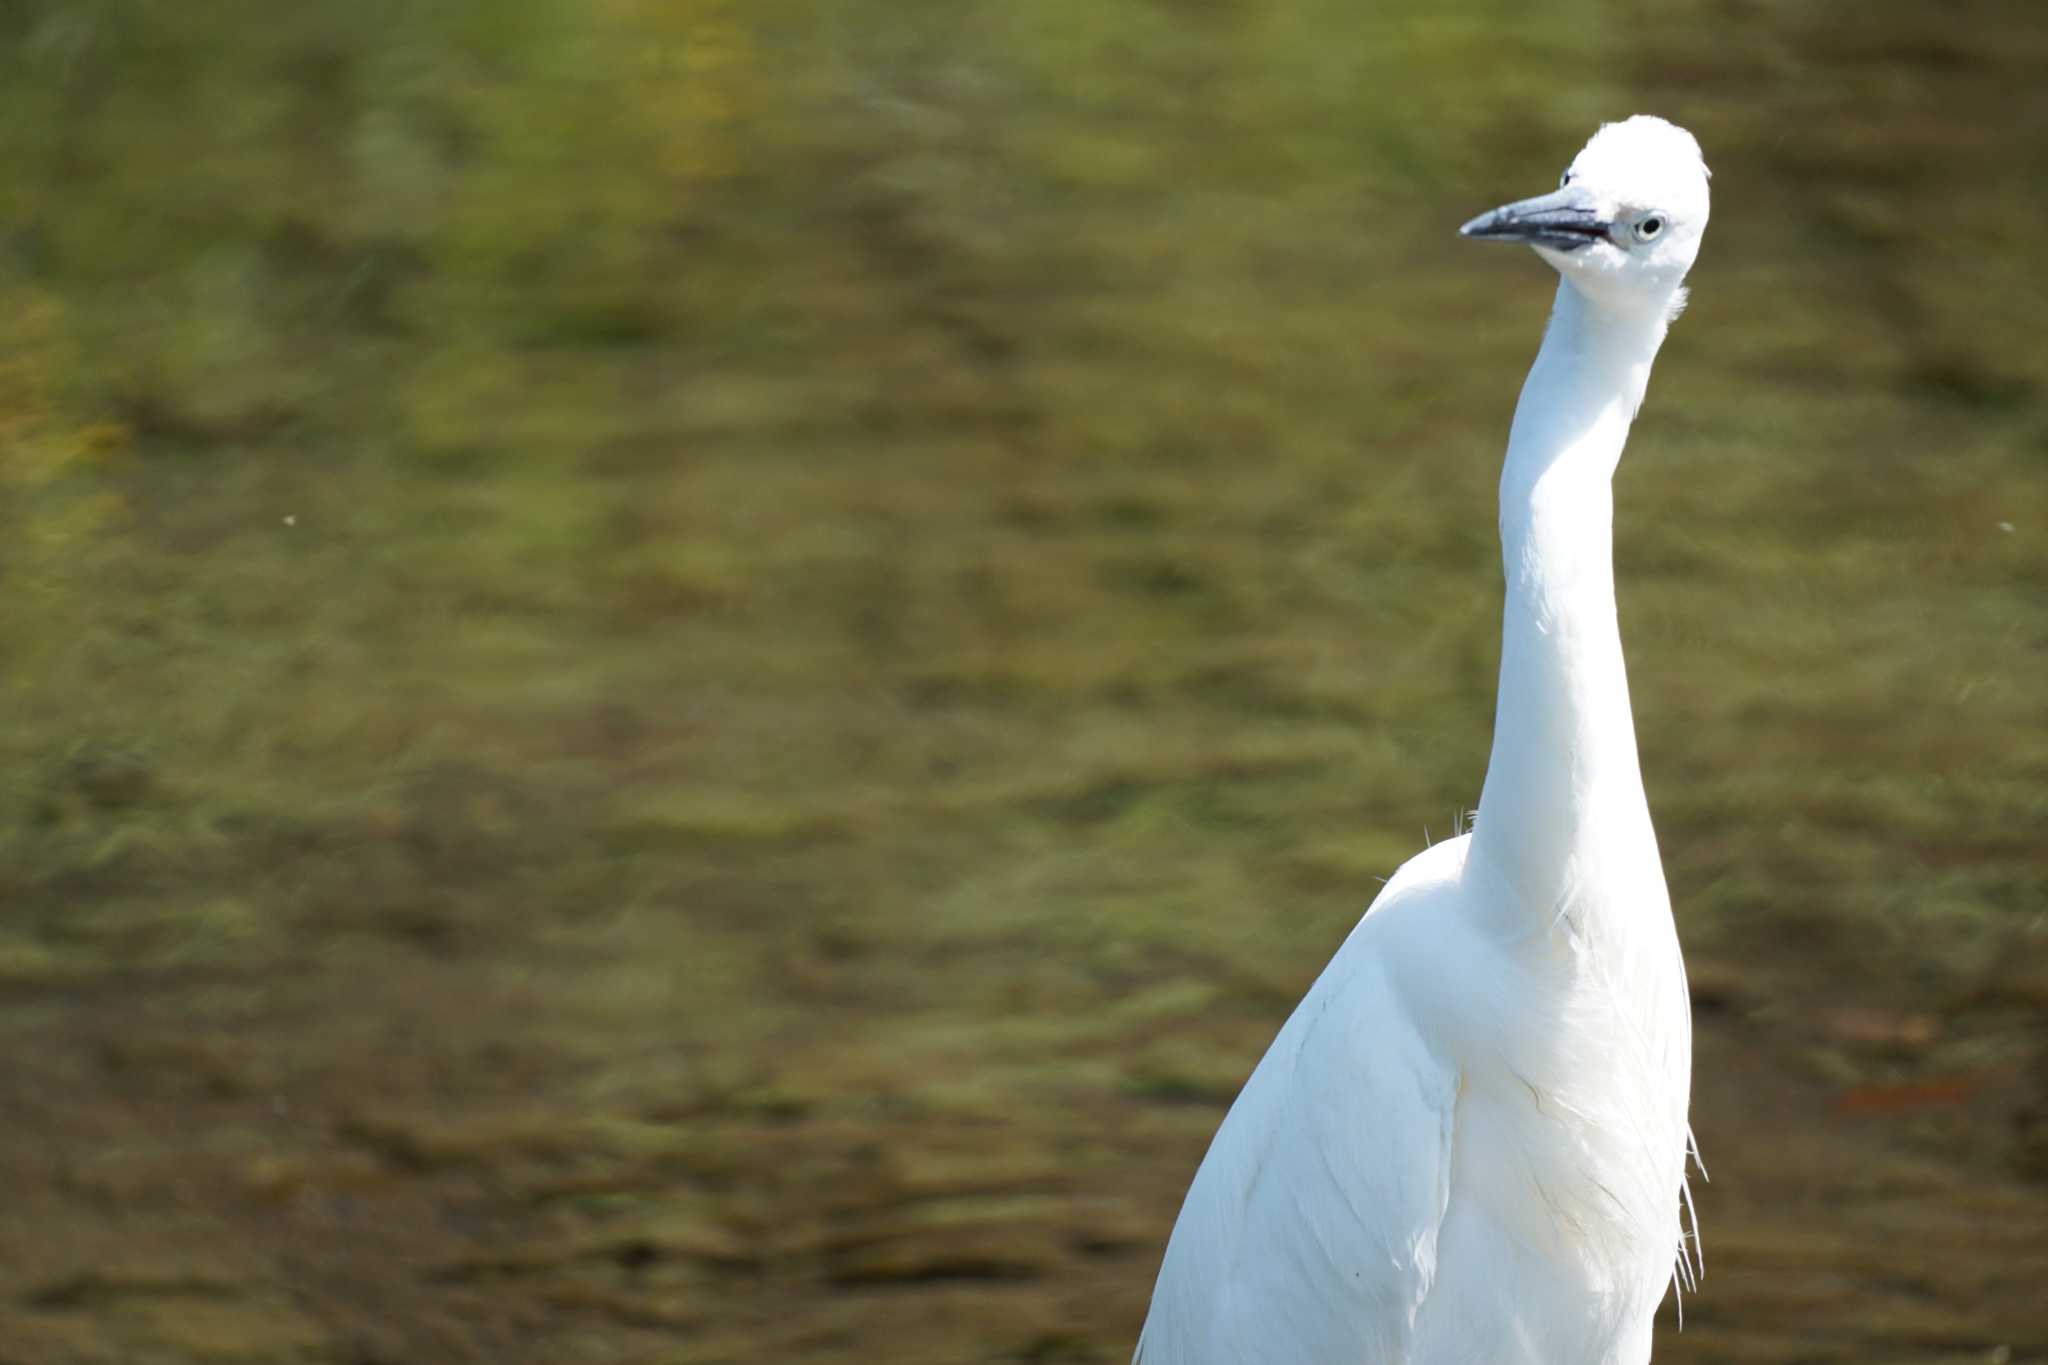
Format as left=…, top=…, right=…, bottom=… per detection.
left=0, top=0, right=2044, bottom=1360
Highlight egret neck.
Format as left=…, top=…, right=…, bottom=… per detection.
left=1472, top=280, right=1675, bottom=920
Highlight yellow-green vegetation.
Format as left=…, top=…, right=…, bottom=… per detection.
left=1, top=0, right=2044, bottom=1360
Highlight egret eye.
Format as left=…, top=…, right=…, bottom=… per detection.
left=1559, top=169, right=1575, bottom=189
left=1633, top=215, right=1665, bottom=242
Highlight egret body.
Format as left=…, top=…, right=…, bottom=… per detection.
left=1135, top=116, right=1710, bottom=1364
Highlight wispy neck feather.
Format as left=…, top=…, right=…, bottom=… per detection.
left=1471, top=280, right=1675, bottom=919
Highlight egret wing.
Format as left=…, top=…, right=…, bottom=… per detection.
left=1136, top=902, right=1458, bottom=1365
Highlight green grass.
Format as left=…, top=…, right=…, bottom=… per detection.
left=0, top=0, right=2045, bottom=1360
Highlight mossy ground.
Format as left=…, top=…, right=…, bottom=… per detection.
left=1, top=0, right=2044, bottom=1360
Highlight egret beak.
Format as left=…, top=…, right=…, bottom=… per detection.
left=1460, top=184, right=1611, bottom=252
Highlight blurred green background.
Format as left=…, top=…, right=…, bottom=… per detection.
left=1, top=0, right=2044, bottom=1360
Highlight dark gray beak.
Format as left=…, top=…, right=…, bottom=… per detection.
left=1459, top=184, right=1611, bottom=252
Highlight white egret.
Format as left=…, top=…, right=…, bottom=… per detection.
left=1135, top=116, right=1710, bottom=1364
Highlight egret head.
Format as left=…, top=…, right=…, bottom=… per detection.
left=1461, top=116, right=1710, bottom=310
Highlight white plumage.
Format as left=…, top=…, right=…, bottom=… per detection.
left=1136, top=116, right=1711, bottom=1365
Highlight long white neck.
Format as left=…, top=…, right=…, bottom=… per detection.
left=1471, top=280, right=1674, bottom=919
